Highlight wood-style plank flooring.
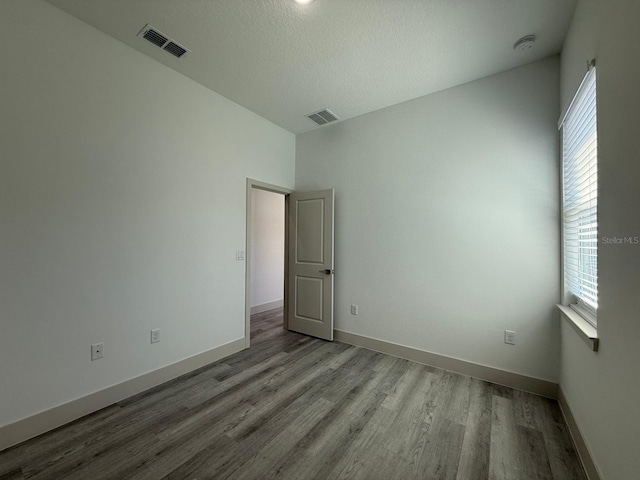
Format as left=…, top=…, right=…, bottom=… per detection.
left=0, top=308, right=586, bottom=479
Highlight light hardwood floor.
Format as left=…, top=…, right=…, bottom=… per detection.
left=0, top=308, right=585, bottom=479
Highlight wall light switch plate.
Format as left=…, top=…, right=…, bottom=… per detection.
left=236, top=250, right=245, bottom=261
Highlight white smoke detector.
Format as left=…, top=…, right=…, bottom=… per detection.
left=513, top=35, right=536, bottom=52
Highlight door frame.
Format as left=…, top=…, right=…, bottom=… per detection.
left=245, top=178, right=293, bottom=348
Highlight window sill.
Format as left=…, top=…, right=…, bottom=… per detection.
left=557, top=304, right=599, bottom=352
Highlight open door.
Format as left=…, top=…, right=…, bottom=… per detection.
left=287, top=189, right=335, bottom=341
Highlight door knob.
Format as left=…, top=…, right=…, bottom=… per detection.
left=320, top=269, right=334, bottom=275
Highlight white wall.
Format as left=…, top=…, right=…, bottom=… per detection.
left=296, top=57, right=561, bottom=382
left=0, top=0, right=294, bottom=427
left=250, top=189, right=285, bottom=308
left=559, top=1, right=640, bottom=478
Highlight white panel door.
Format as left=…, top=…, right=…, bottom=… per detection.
left=288, top=189, right=334, bottom=340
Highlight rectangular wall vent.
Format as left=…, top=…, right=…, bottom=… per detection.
left=305, top=109, right=340, bottom=126
left=137, top=24, right=190, bottom=59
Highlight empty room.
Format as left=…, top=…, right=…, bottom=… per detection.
left=1, top=0, right=638, bottom=479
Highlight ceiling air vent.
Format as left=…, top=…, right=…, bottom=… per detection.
left=305, top=109, right=339, bottom=126
left=137, top=24, right=190, bottom=59
left=163, top=42, right=188, bottom=58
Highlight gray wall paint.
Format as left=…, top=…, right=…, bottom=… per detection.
left=296, top=57, right=561, bottom=382
left=0, top=0, right=294, bottom=426
left=560, top=1, right=640, bottom=478
left=250, top=189, right=285, bottom=308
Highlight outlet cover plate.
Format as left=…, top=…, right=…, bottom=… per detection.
left=91, top=343, right=104, bottom=361
left=504, top=330, right=516, bottom=345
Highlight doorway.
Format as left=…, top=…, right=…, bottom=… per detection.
left=244, top=180, right=292, bottom=348
left=245, top=179, right=335, bottom=347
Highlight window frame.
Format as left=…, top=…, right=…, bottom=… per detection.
left=560, top=62, right=598, bottom=328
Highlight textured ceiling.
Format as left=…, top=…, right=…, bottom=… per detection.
left=45, top=0, right=576, bottom=134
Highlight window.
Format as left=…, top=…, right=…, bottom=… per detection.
left=561, top=64, right=598, bottom=327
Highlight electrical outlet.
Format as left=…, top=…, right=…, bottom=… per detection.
left=504, top=330, right=516, bottom=345
left=91, top=343, right=104, bottom=361
left=351, top=304, right=359, bottom=315
left=151, top=329, right=160, bottom=344
left=236, top=250, right=245, bottom=261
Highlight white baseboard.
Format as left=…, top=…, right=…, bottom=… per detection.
left=334, top=329, right=558, bottom=399
left=557, top=388, right=602, bottom=480
left=250, top=299, right=284, bottom=315
left=0, top=338, right=246, bottom=452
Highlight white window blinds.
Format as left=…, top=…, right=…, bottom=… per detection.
left=561, top=66, right=598, bottom=325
